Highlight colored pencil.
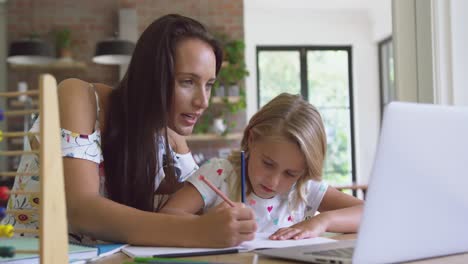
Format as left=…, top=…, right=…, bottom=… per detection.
left=198, top=175, right=235, bottom=207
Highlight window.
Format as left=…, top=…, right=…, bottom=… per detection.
left=257, top=46, right=355, bottom=186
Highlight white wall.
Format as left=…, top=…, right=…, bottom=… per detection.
left=450, top=0, right=468, bottom=106
left=369, top=0, right=392, bottom=41
left=424, top=0, right=468, bottom=106
left=244, top=5, right=381, bottom=184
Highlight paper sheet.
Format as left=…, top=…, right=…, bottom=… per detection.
left=122, top=232, right=336, bottom=257
left=240, top=232, right=335, bottom=250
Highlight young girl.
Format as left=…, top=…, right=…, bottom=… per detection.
left=162, top=93, right=363, bottom=240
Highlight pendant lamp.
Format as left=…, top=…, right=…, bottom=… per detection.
left=7, top=39, right=54, bottom=65
left=92, top=39, right=135, bottom=65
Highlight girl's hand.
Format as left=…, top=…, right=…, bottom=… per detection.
left=269, top=213, right=329, bottom=240
left=191, top=204, right=257, bottom=248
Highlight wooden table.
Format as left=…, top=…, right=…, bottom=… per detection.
left=92, top=233, right=468, bottom=264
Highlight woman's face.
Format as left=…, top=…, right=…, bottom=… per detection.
left=247, top=136, right=306, bottom=199
left=168, top=38, right=217, bottom=136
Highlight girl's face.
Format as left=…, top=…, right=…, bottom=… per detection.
left=247, top=136, right=306, bottom=199
left=169, top=38, right=217, bottom=136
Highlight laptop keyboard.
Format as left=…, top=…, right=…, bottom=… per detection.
left=304, top=247, right=354, bottom=258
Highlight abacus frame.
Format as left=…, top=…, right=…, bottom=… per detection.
left=0, top=74, right=68, bottom=263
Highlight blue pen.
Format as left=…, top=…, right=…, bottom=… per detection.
left=240, top=150, right=246, bottom=203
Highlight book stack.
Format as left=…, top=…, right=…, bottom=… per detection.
left=0, top=237, right=127, bottom=263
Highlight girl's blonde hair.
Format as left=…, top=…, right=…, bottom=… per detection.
left=228, top=93, right=327, bottom=208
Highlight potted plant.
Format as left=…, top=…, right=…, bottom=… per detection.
left=224, top=40, right=245, bottom=64
left=193, top=37, right=249, bottom=136
left=218, top=40, right=249, bottom=96
left=55, top=28, right=73, bottom=60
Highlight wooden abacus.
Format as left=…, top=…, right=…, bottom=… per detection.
left=0, top=74, right=68, bottom=263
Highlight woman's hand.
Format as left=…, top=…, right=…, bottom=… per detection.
left=189, top=203, right=257, bottom=248
left=269, top=213, right=329, bottom=240
left=208, top=201, right=243, bottom=212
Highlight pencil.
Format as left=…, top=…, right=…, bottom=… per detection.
left=133, top=256, right=222, bottom=263
left=198, top=175, right=235, bottom=207
left=241, top=151, right=246, bottom=203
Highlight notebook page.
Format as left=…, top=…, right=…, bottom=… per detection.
left=240, top=232, right=336, bottom=251
left=122, top=233, right=335, bottom=257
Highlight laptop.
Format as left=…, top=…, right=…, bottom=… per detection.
left=257, top=102, right=468, bottom=264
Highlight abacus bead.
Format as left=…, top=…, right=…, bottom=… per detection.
left=0, top=186, right=9, bottom=200
left=0, top=130, right=3, bottom=142
left=0, top=109, right=3, bottom=121
left=0, top=207, right=5, bottom=218
left=0, top=246, right=15, bottom=258
left=0, top=224, right=14, bottom=237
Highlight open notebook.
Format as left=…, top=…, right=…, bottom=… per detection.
left=0, top=237, right=98, bottom=264
left=0, top=237, right=127, bottom=263
left=122, top=232, right=335, bottom=258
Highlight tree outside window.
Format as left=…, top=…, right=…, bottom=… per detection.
left=257, top=47, right=355, bottom=186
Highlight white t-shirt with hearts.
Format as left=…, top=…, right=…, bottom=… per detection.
left=188, top=158, right=328, bottom=234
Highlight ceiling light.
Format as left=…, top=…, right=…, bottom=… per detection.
left=7, top=39, right=54, bottom=65
left=92, top=39, right=135, bottom=65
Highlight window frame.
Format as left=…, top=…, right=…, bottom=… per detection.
left=256, top=45, right=357, bottom=186
left=378, top=36, right=394, bottom=117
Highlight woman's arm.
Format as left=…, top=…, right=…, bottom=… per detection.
left=58, top=79, right=256, bottom=247
left=160, top=183, right=205, bottom=215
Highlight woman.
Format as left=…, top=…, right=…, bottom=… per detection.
left=3, top=14, right=256, bottom=248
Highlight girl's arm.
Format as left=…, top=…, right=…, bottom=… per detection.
left=59, top=79, right=256, bottom=247
left=162, top=158, right=238, bottom=215
left=317, top=187, right=364, bottom=233
left=270, top=187, right=363, bottom=240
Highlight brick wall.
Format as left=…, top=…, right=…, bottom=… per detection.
left=134, top=0, right=243, bottom=39
left=6, top=0, right=245, bottom=164
left=7, top=0, right=120, bottom=92
left=7, top=0, right=243, bottom=91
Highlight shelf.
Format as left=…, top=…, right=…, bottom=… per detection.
left=9, top=99, right=39, bottom=108
left=211, top=96, right=241, bottom=104
left=186, top=132, right=243, bottom=142
left=9, top=60, right=87, bottom=70
left=9, top=138, right=24, bottom=146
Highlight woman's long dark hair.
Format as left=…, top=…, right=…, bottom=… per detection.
left=102, top=14, right=223, bottom=212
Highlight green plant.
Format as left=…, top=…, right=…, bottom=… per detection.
left=194, top=36, right=249, bottom=136
left=224, top=40, right=245, bottom=65
left=192, top=111, right=213, bottom=134
left=223, top=87, right=246, bottom=114
left=55, top=28, right=72, bottom=49
left=217, top=62, right=249, bottom=85
left=217, top=39, right=249, bottom=85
